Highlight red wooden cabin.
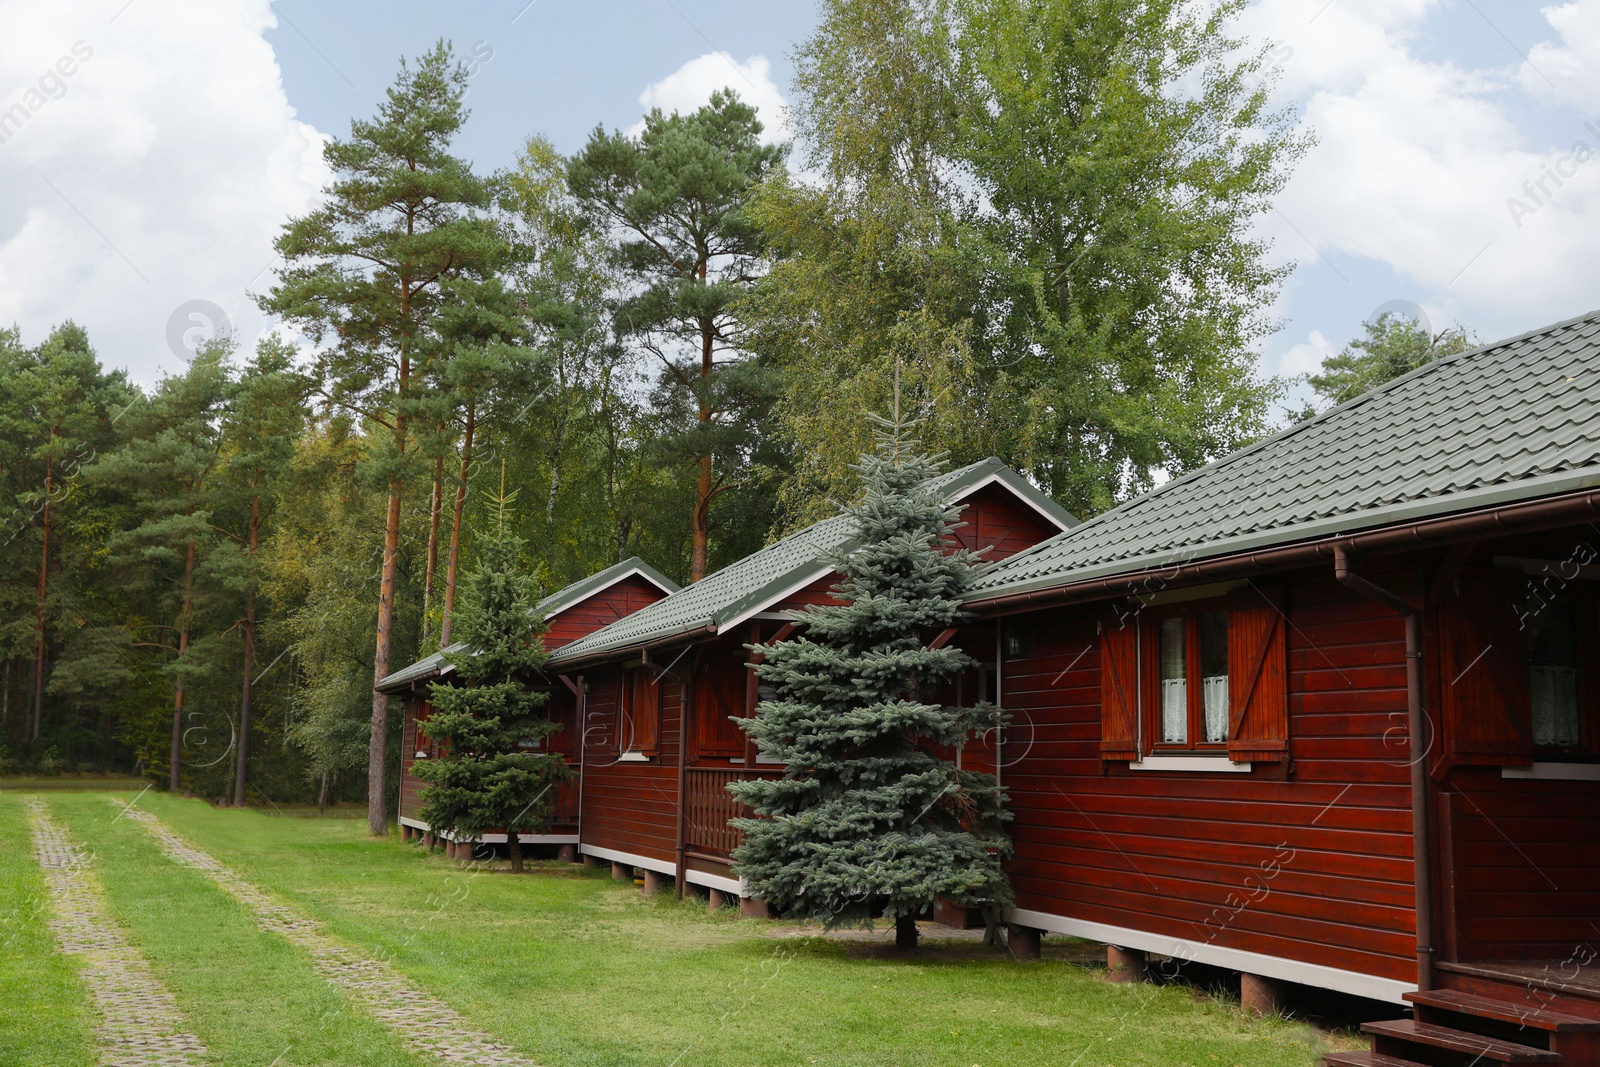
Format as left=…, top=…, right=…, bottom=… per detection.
left=967, top=312, right=1600, bottom=1064
left=378, top=557, right=678, bottom=849
left=542, top=458, right=1078, bottom=905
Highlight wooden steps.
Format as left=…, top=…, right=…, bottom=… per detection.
left=1407, top=990, right=1600, bottom=1034
left=1326, top=975, right=1600, bottom=1067
left=1324, top=1051, right=1435, bottom=1067
left=1364, top=1019, right=1557, bottom=1063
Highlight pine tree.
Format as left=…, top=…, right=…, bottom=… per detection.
left=568, top=90, right=786, bottom=582
left=729, top=415, right=1010, bottom=950
left=260, top=41, right=506, bottom=835
left=414, top=478, right=570, bottom=872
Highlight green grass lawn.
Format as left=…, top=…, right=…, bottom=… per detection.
left=0, top=794, right=96, bottom=1067
left=7, top=792, right=1345, bottom=1067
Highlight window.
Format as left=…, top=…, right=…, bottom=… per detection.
left=1100, top=596, right=1287, bottom=764
left=1154, top=611, right=1232, bottom=750
left=620, top=668, right=660, bottom=756
left=1439, top=568, right=1600, bottom=765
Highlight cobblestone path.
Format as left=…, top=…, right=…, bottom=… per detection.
left=114, top=801, right=542, bottom=1067
left=27, top=798, right=210, bottom=1067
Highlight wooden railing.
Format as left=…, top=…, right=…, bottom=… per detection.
left=685, top=766, right=756, bottom=858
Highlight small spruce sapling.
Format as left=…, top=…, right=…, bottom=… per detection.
left=729, top=413, right=1011, bottom=950
left=415, top=473, right=571, bottom=872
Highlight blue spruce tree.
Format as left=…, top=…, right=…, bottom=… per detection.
left=730, top=416, right=1011, bottom=950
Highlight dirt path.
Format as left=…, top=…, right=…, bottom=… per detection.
left=112, top=800, right=542, bottom=1067
left=27, top=797, right=211, bottom=1067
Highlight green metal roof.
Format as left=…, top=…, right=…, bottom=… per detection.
left=970, top=308, right=1600, bottom=601
left=375, top=556, right=679, bottom=692
left=549, top=458, right=1077, bottom=666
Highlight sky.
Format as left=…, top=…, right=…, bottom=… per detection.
left=1, top=0, right=1598, bottom=416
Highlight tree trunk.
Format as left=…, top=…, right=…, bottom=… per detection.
left=689, top=314, right=715, bottom=583
left=30, top=454, right=54, bottom=745
left=439, top=399, right=475, bottom=648
left=170, top=538, right=196, bottom=793
left=233, top=486, right=261, bottom=808
left=507, top=828, right=523, bottom=874
left=421, top=454, right=444, bottom=645
left=368, top=348, right=410, bottom=838
left=546, top=403, right=565, bottom=526
left=895, top=912, right=919, bottom=952
left=317, top=770, right=329, bottom=814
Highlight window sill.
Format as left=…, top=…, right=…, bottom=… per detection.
left=618, top=751, right=650, bottom=763
left=1502, top=762, right=1600, bottom=781
left=1129, top=755, right=1251, bottom=773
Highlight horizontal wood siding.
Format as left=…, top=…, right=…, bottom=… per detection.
left=952, top=482, right=1062, bottom=562
left=579, top=665, right=683, bottom=866
left=1001, top=573, right=1418, bottom=984
left=399, top=699, right=423, bottom=822
left=545, top=574, right=670, bottom=650
left=1442, top=768, right=1600, bottom=960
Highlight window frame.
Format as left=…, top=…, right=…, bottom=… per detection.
left=1146, top=606, right=1232, bottom=755
left=619, top=666, right=661, bottom=758
left=1525, top=581, right=1600, bottom=758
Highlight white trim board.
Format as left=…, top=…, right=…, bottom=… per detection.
left=398, top=818, right=577, bottom=845
left=548, top=565, right=676, bottom=623
left=947, top=471, right=1077, bottom=532
left=718, top=563, right=835, bottom=636
left=1129, top=756, right=1252, bottom=773
left=579, top=843, right=678, bottom=878
left=1502, top=762, right=1600, bottom=781
left=1008, top=907, right=1414, bottom=1004
left=683, top=868, right=744, bottom=896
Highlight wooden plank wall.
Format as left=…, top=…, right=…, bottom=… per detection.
left=546, top=574, right=670, bottom=649
left=399, top=702, right=424, bottom=822
left=1000, top=568, right=1419, bottom=984
left=1441, top=769, right=1600, bottom=960
left=578, top=666, right=685, bottom=867
left=951, top=482, right=1062, bottom=562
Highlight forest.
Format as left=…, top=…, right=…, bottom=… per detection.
left=0, top=0, right=1464, bottom=807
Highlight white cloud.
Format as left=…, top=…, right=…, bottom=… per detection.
left=629, top=52, right=789, bottom=145
left=1275, top=328, right=1337, bottom=379
left=1237, top=0, right=1600, bottom=338
left=0, top=0, right=329, bottom=384
left=1522, top=1, right=1600, bottom=106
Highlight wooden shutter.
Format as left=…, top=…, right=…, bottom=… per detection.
left=695, top=661, right=748, bottom=757
left=1228, top=601, right=1288, bottom=762
left=1438, top=570, right=1532, bottom=766
left=415, top=701, right=434, bottom=756
left=620, top=669, right=661, bottom=756
left=634, top=670, right=660, bottom=755
left=1100, top=619, right=1140, bottom=759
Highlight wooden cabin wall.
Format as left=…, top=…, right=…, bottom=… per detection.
left=399, top=699, right=426, bottom=823
left=1428, top=526, right=1600, bottom=962
left=950, top=482, right=1063, bottom=562
left=1000, top=566, right=1419, bottom=986
left=545, top=574, right=671, bottom=649
left=577, top=665, right=685, bottom=870
left=1438, top=769, right=1600, bottom=961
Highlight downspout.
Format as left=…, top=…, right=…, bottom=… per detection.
left=1333, top=544, right=1434, bottom=992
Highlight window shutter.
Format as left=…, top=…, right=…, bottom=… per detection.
left=620, top=670, right=661, bottom=755
left=695, top=661, right=747, bottom=757
left=635, top=671, right=660, bottom=755
left=1227, top=601, right=1288, bottom=762
left=1100, top=619, right=1140, bottom=759
left=1438, top=570, right=1532, bottom=767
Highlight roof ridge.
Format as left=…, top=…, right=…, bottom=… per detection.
left=989, top=306, right=1600, bottom=575
left=971, top=307, right=1600, bottom=599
